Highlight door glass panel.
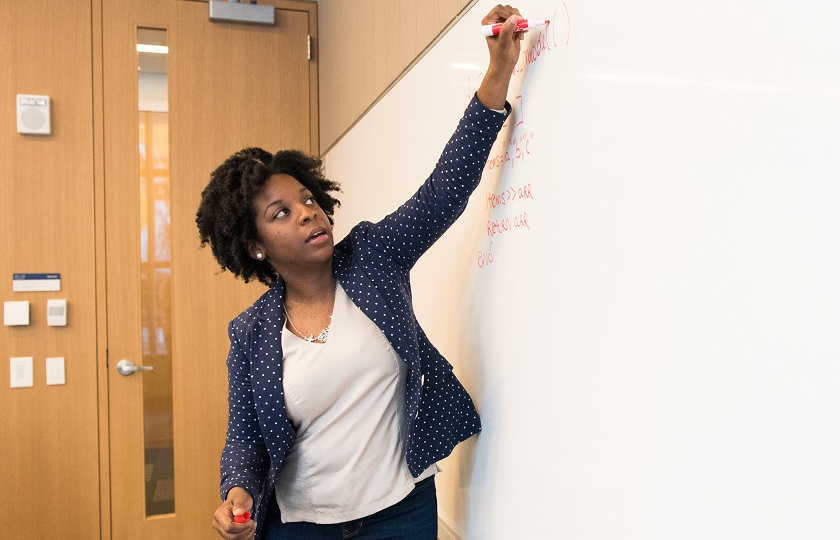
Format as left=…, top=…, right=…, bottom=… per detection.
left=137, top=27, right=175, bottom=517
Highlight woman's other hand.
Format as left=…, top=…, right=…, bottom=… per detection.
left=212, top=486, right=256, bottom=540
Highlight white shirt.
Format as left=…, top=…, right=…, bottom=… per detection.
left=274, top=284, right=436, bottom=523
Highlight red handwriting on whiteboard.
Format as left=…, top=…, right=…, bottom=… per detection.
left=512, top=21, right=551, bottom=75
left=486, top=131, right=535, bottom=170
left=511, top=132, right=534, bottom=165
left=510, top=5, right=570, bottom=76
left=463, top=72, right=484, bottom=110
left=486, top=148, right=510, bottom=171
left=462, top=4, right=570, bottom=111
left=490, top=95, right=535, bottom=171
left=524, top=28, right=552, bottom=65
left=564, top=3, right=571, bottom=45
left=477, top=242, right=494, bottom=268
left=502, top=95, right=525, bottom=130
left=487, top=212, right=530, bottom=237
left=486, top=183, right=535, bottom=209
left=515, top=94, right=525, bottom=126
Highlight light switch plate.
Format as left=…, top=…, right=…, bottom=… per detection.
left=46, top=357, right=66, bottom=385
left=4, top=301, right=30, bottom=326
left=10, top=357, right=34, bottom=388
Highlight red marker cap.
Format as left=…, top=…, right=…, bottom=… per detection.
left=233, top=511, right=251, bottom=523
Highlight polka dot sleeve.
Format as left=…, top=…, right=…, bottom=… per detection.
left=219, top=317, right=270, bottom=502
left=364, top=94, right=509, bottom=269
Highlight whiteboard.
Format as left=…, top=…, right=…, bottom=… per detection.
left=324, top=1, right=840, bottom=538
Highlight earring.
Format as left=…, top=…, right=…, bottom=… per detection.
left=256, top=253, right=264, bottom=260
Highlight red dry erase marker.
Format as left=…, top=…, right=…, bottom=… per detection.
left=233, top=511, right=251, bottom=523
left=481, top=19, right=549, bottom=37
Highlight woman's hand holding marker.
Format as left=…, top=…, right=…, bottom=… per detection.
left=477, top=4, right=525, bottom=110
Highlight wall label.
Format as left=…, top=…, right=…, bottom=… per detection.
left=12, top=273, right=61, bottom=292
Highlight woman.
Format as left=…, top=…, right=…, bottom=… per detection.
left=198, top=5, right=523, bottom=539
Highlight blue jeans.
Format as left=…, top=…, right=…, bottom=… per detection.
left=263, top=476, right=437, bottom=540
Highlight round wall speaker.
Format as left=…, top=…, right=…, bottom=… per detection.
left=20, top=107, right=47, bottom=130
left=17, top=94, right=51, bottom=135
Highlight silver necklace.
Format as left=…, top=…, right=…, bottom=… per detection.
left=283, top=304, right=330, bottom=343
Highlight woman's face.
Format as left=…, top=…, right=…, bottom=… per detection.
left=248, top=173, right=334, bottom=275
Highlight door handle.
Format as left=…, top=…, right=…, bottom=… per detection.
left=116, top=359, right=154, bottom=376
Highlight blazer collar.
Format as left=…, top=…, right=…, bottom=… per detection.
left=254, top=278, right=286, bottom=322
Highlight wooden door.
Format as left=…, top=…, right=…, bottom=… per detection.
left=103, top=1, right=317, bottom=538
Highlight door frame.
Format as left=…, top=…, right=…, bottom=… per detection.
left=93, top=1, right=319, bottom=538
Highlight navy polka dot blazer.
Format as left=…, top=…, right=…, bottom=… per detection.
left=219, top=95, right=509, bottom=537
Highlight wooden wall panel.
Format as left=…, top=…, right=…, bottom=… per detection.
left=0, top=1, right=100, bottom=539
left=318, top=0, right=475, bottom=154
left=2, top=1, right=318, bottom=538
